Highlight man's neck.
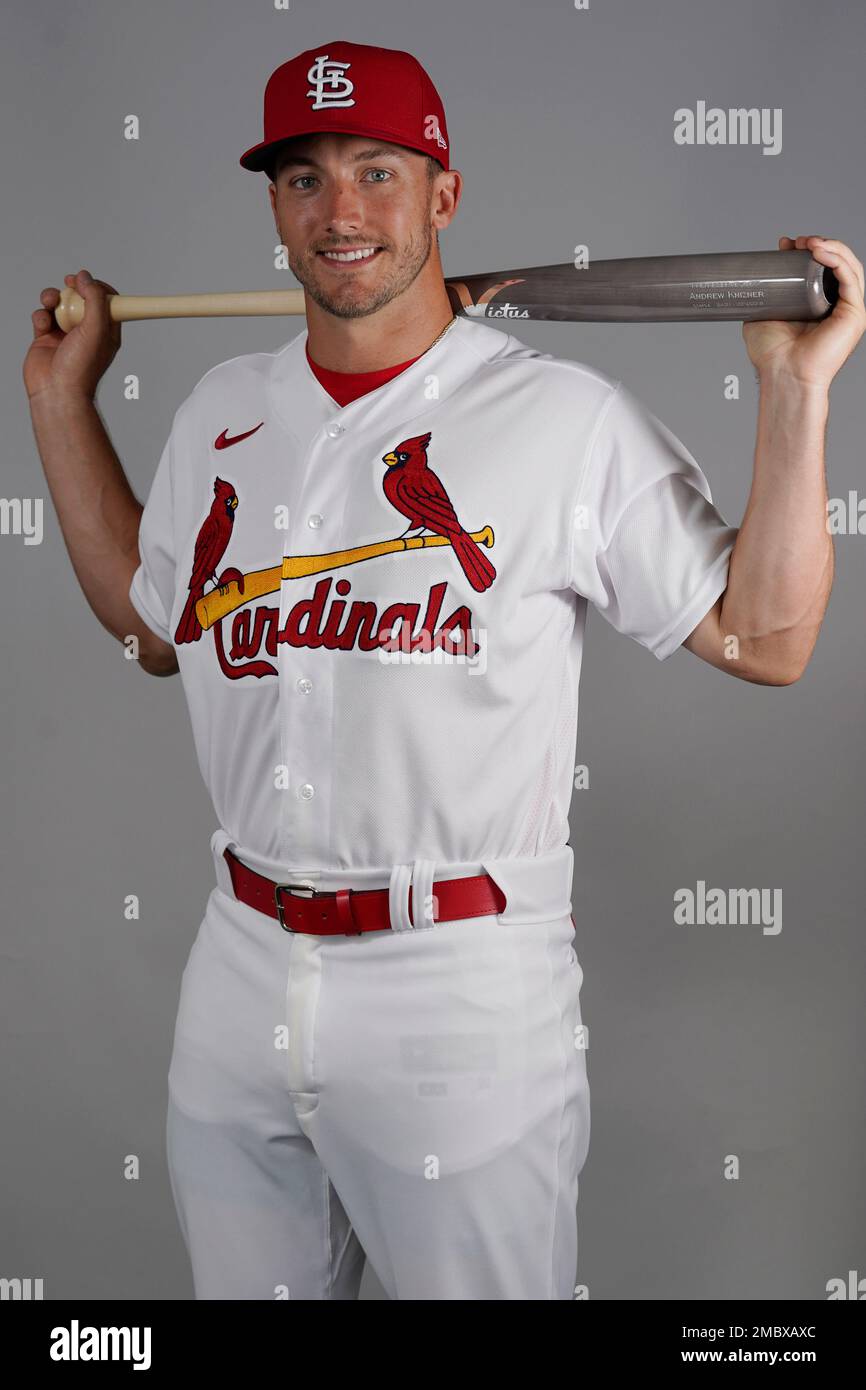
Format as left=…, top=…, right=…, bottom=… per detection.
left=304, top=286, right=455, bottom=373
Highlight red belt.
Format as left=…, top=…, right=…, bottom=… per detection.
left=223, top=846, right=507, bottom=936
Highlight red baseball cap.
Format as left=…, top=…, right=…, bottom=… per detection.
left=239, top=41, right=450, bottom=175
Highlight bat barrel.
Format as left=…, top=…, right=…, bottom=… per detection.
left=445, top=249, right=837, bottom=323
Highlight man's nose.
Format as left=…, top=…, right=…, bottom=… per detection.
left=321, top=179, right=365, bottom=232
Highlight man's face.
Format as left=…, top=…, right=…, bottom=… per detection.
left=268, top=133, right=442, bottom=319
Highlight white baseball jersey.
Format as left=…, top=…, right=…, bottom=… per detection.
left=129, top=314, right=737, bottom=880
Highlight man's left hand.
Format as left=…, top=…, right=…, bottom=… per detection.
left=742, top=234, right=866, bottom=389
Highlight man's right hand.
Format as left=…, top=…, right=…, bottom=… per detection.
left=24, top=268, right=122, bottom=404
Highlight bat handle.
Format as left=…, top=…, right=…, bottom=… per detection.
left=54, top=286, right=309, bottom=332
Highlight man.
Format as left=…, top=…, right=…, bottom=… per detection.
left=24, top=40, right=865, bottom=1300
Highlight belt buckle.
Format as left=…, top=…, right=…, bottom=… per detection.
left=274, top=881, right=317, bottom=933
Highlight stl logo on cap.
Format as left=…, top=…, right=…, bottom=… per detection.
left=306, top=53, right=356, bottom=110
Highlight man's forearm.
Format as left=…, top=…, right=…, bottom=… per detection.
left=28, top=390, right=148, bottom=643
left=719, top=370, right=834, bottom=682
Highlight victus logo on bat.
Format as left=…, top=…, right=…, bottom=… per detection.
left=49, top=1320, right=151, bottom=1370
left=444, top=276, right=531, bottom=318
left=481, top=302, right=530, bottom=319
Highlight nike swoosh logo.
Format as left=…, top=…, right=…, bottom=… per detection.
left=214, top=422, right=264, bottom=450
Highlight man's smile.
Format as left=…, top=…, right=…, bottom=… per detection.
left=316, top=246, right=385, bottom=268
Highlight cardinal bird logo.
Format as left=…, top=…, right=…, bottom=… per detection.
left=381, top=431, right=497, bottom=592
left=174, top=477, right=239, bottom=644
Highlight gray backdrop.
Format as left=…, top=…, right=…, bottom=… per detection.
left=3, top=0, right=864, bottom=1300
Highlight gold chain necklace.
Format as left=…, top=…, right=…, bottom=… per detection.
left=424, top=313, right=458, bottom=355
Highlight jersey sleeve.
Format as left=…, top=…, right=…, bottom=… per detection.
left=129, top=426, right=177, bottom=647
left=568, top=381, right=738, bottom=661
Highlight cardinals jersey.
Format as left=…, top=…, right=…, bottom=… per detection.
left=129, top=315, right=737, bottom=879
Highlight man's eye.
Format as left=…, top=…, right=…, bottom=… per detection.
left=289, top=169, right=392, bottom=190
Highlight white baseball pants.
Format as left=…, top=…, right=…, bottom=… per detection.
left=165, top=835, right=591, bottom=1300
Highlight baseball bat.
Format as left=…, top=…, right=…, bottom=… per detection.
left=53, top=249, right=837, bottom=332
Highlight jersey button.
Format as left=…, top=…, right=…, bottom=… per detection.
left=325, top=421, right=345, bottom=437
left=298, top=782, right=315, bottom=801
left=307, top=513, right=324, bottom=529
left=296, top=677, right=313, bottom=695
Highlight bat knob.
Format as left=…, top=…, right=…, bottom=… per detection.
left=55, top=287, right=86, bottom=334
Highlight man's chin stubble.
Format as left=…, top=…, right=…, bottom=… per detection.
left=292, top=235, right=433, bottom=320
left=305, top=282, right=400, bottom=319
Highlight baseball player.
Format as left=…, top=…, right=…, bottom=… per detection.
left=24, top=40, right=864, bottom=1300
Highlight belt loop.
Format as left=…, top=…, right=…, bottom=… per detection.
left=410, top=858, right=437, bottom=928
left=388, top=862, right=414, bottom=932
left=334, top=888, right=359, bottom=934
left=211, top=827, right=237, bottom=898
